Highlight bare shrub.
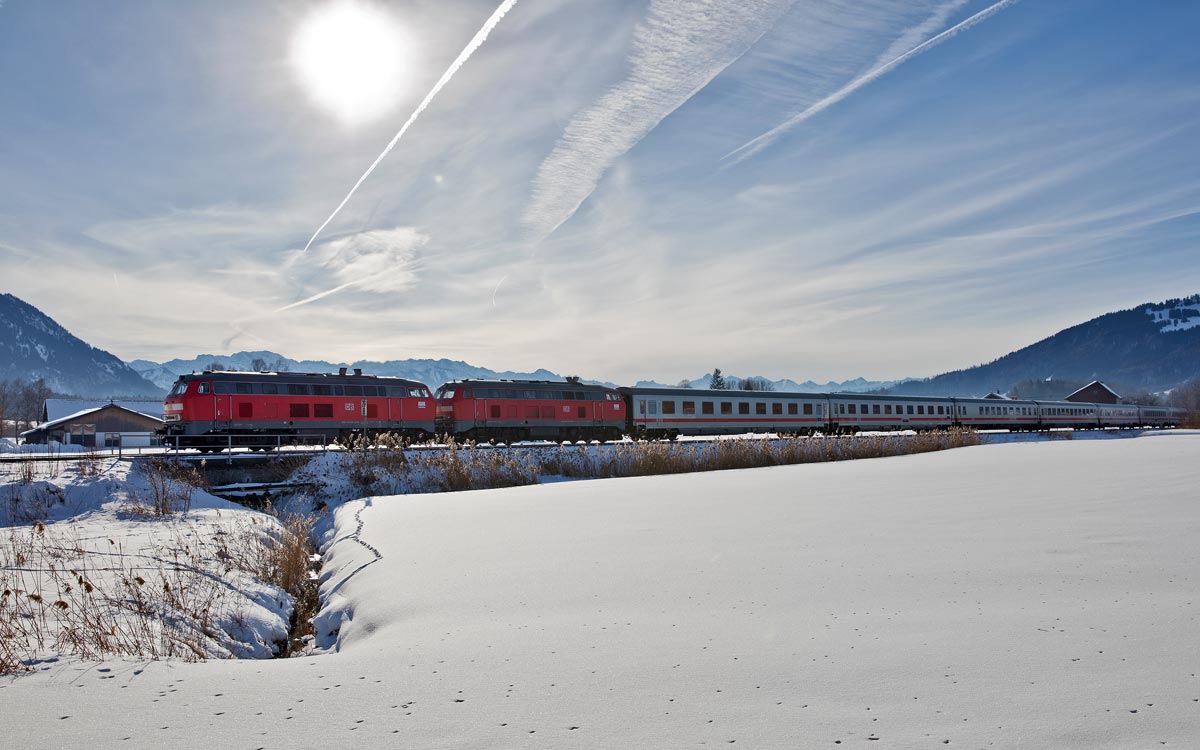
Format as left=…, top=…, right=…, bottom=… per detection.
left=134, top=459, right=204, bottom=515
left=0, top=507, right=316, bottom=672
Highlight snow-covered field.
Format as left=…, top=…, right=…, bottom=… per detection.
left=5, top=433, right=1200, bottom=748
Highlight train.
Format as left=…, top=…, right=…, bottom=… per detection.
left=160, top=370, right=1185, bottom=450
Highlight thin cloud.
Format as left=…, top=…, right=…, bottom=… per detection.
left=300, top=0, right=520, bottom=254
left=727, top=0, right=1020, bottom=163
left=522, top=0, right=796, bottom=241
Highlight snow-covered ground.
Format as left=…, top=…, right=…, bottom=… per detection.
left=1, top=458, right=296, bottom=666
left=5, top=432, right=1200, bottom=748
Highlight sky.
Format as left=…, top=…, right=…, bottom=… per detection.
left=1, top=0, right=1199, bottom=384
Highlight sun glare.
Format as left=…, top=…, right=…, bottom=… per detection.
left=290, top=0, right=411, bottom=127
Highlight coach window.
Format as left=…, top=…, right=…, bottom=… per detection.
left=838, top=404, right=845, bottom=415
left=739, top=402, right=750, bottom=415
left=753, top=403, right=764, bottom=415
left=804, top=403, right=814, bottom=415
left=872, top=404, right=880, bottom=415
left=702, top=402, right=714, bottom=415
left=788, top=403, right=798, bottom=415
left=683, top=401, right=696, bottom=415
left=916, top=405, right=923, bottom=415
left=884, top=404, right=892, bottom=415
left=906, top=405, right=914, bottom=415
left=772, top=403, right=782, bottom=415
left=662, top=401, right=677, bottom=415
left=848, top=404, right=857, bottom=415
left=721, top=402, right=732, bottom=415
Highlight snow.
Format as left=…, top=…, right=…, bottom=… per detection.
left=2, top=459, right=295, bottom=663
left=1146, top=304, right=1200, bottom=332
left=5, top=433, right=1200, bottom=748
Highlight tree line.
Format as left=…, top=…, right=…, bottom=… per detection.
left=0, top=378, right=56, bottom=438
left=676, top=368, right=776, bottom=391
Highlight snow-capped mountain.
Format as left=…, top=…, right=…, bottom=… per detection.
left=0, top=294, right=162, bottom=398
left=885, top=295, right=1200, bottom=397
left=635, top=374, right=907, bottom=392
left=130, top=351, right=567, bottom=392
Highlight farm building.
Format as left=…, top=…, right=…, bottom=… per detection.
left=20, top=402, right=163, bottom=447
left=41, top=398, right=163, bottom=424
left=1064, top=381, right=1121, bottom=404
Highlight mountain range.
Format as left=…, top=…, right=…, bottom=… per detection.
left=2, top=292, right=1198, bottom=400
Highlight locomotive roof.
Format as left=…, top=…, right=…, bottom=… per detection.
left=442, top=379, right=611, bottom=390
left=179, top=370, right=428, bottom=387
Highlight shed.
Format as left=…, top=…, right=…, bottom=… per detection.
left=1063, top=381, right=1121, bottom=404
left=20, top=403, right=163, bottom=447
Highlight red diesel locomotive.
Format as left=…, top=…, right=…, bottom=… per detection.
left=435, top=379, right=626, bottom=442
left=162, top=369, right=435, bottom=449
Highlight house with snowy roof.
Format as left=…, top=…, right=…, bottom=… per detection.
left=21, top=402, right=163, bottom=447
left=1063, top=380, right=1121, bottom=404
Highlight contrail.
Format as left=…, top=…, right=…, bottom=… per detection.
left=301, top=0, right=520, bottom=254
left=727, top=0, right=1020, bottom=163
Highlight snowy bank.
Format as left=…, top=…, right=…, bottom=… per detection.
left=2, top=458, right=298, bottom=667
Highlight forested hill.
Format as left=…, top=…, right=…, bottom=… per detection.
left=886, top=296, right=1200, bottom=397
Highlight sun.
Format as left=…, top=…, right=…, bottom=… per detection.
left=290, top=0, right=412, bottom=127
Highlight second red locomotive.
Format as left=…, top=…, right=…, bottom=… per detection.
left=435, top=379, right=625, bottom=442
